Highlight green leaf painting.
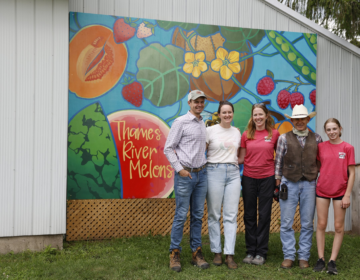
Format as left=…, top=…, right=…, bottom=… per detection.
left=156, top=20, right=198, bottom=31
left=137, top=43, right=189, bottom=107
left=221, top=27, right=266, bottom=52
left=233, top=99, right=253, bottom=133
left=196, top=24, right=220, bottom=37
left=67, top=103, right=120, bottom=199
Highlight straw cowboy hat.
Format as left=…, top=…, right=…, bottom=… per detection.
left=285, top=104, right=317, bottom=119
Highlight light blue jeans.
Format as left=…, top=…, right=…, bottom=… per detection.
left=279, top=177, right=316, bottom=261
left=206, top=163, right=241, bottom=255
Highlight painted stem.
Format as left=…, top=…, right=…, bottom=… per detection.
left=165, top=101, right=183, bottom=123
left=292, top=35, right=304, bottom=44
left=179, top=29, right=196, bottom=52
left=274, top=78, right=310, bottom=91
left=238, top=43, right=272, bottom=62
left=231, top=76, right=277, bottom=112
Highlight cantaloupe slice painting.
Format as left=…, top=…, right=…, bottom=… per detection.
left=69, top=25, right=128, bottom=98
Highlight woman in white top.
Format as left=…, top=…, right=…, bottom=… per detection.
left=206, top=101, right=241, bottom=269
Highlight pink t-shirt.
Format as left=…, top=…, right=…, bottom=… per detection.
left=241, top=129, right=280, bottom=179
left=316, top=141, right=355, bottom=197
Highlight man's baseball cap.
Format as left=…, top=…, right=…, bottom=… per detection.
left=188, top=90, right=207, bottom=101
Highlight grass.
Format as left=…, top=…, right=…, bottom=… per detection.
left=1, top=233, right=360, bottom=279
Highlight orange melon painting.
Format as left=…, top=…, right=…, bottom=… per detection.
left=69, top=25, right=128, bottom=98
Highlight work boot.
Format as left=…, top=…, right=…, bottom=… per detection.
left=169, top=249, right=181, bottom=272
left=299, top=260, right=310, bottom=269
left=213, top=253, right=222, bottom=266
left=225, top=255, right=238, bottom=270
left=281, top=259, right=294, bottom=269
left=191, top=247, right=210, bottom=269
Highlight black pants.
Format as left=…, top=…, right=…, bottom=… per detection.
left=242, top=175, right=275, bottom=259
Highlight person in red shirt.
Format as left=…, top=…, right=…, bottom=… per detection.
left=238, top=103, right=280, bottom=265
left=313, top=118, right=355, bottom=275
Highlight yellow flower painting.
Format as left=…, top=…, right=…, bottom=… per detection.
left=211, top=48, right=241, bottom=80
left=183, top=52, right=208, bottom=78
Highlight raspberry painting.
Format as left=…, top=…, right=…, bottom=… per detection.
left=257, top=76, right=275, bottom=95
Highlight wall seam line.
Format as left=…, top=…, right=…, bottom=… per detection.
left=13, top=0, right=18, bottom=237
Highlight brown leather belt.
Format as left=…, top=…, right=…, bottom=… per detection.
left=182, top=165, right=206, bottom=173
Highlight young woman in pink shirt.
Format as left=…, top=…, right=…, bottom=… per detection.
left=313, top=118, right=355, bottom=275
left=238, top=103, right=280, bottom=265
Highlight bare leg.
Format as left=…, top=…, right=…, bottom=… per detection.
left=316, top=197, right=330, bottom=260
left=330, top=200, right=346, bottom=261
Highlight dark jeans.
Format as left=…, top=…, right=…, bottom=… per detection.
left=242, top=175, right=275, bottom=259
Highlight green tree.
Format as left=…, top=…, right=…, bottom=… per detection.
left=278, top=0, right=360, bottom=47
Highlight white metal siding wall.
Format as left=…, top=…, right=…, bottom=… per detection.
left=69, top=0, right=360, bottom=232
left=0, top=0, right=68, bottom=237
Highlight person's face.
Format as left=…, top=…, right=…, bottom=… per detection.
left=219, top=104, right=234, bottom=124
left=291, top=117, right=310, bottom=131
left=325, top=122, right=342, bottom=141
left=252, top=107, right=267, bottom=130
left=188, top=97, right=205, bottom=116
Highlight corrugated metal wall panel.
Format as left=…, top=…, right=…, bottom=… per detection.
left=0, top=0, right=16, bottom=237
left=114, top=0, right=129, bottom=17
left=199, top=0, right=213, bottom=25
left=264, top=5, right=277, bottom=30
left=172, top=0, right=186, bottom=22
left=316, top=36, right=331, bottom=141
left=212, top=0, right=226, bottom=26
left=158, top=0, right=173, bottom=21
left=129, top=0, right=144, bottom=19
left=14, top=0, right=36, bottom=236
left=144, top=0, right=159, bottom=19
left=0, top=0, right=68, bottom=238
left=226, top=0, right=240, bottom=27
left=99, top=0, right=114, bottom=15
left=339, top=51, right=352, bottom=144
left=276, top=12, right=289, bottom=31
left=238, top=0, right=252, bottom=29
left=32, top=0, right=53, bottom=235
left=288, top=19, right=301, bottom=33
left=329, top=43, right=342, bottom=118
left=51, top=0, right=68, bottom=234
left=352, top=56, right=360, bottom=163
left=69, top=0, right=83, bottom=12
left=251, top=0, right=265, bottom=30
left=186, top=0, right=199, bottom=24
left=84, top=0, right=98, bottom=14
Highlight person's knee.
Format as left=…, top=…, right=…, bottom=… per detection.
left=334, top=223, right=344, bottom=234
left=317, top=220, right=327, bottom=231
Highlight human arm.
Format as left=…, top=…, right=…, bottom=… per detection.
left=274, top=134, right=286, bottom=186
left=341, top=165, right=355, bottom=209
left=238, top=147, right=246, bottom=164
left=163, top=119, right=192, bottom=178
left=274, top=135, right=286, bottom=185
left=316, top=159, right=321, bottom=172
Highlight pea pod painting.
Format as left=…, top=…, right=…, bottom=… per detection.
left=266, top=30, right=316, bottom=85
left=68, top=12, right=317, bottom=199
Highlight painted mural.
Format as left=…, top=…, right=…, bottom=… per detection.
left=68, top=12, right=317, bottom=200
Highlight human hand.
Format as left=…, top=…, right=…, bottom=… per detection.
left=341, top=195, right=350, bottom=209
left=179, top=169, right=192, bottom=179
left=276, top=179, right=281, bottom=186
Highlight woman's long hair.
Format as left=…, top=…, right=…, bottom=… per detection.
left=246, top=103, right=275, bottom=140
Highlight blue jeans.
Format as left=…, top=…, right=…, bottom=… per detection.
left=280, top=177, right=316, bottom=261
left=206, top=163, right=241, bottom=255
left=169, top=168, right=208, bottom=252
